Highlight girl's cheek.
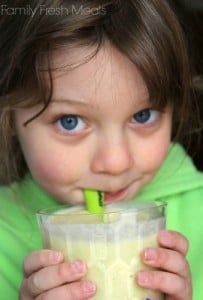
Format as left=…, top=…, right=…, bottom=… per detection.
left=29, top=151, right=84, bottom=186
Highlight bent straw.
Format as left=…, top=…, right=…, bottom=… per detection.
left=84, top=189, right=104, bottom=214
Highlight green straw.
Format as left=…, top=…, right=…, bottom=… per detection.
left=84, top=189, right=104, bottom=213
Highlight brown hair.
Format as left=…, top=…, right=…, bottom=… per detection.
left=0, top=0, right=198, bottom=184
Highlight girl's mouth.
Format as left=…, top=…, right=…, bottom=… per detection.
left=104, top=186, right=129, bottom=204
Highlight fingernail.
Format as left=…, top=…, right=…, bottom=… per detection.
left=137, top=272, right=151, bottom=287
left=50, top=251, right=62, bottom=262
left=70, top=261, right=85, bottom=274
left=143, top=248, right=157, bottom=261
left=159, top=229, right=171, bottom=245
left=82, top=280, right=97, bottom=294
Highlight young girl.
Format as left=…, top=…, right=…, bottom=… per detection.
left=0, top=1, right=202, bottom=299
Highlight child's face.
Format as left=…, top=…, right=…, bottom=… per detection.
left=15, top=43, right=172, bottom=205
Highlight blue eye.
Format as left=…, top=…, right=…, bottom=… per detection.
left=57, top=115, right=85, bottom=132
left=132, top=109, right=159, bottom=124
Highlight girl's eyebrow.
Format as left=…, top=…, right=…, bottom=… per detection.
left=50, top=98, right=90, bottom=107
left=50, top=96, right=152, bottom=110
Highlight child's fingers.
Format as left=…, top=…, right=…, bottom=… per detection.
left=23, top=250, right=63, bottom=277
left=137, top=270, right=191, bottom=299
left=35, top=280, right=97, bottom=300
left=158, top=230, right=189, bottom=255
left=137, top=230, right=192, bottom=299
left=25, top=261, right=87, bottom=296
left=141, top=247, right=190, bottom=277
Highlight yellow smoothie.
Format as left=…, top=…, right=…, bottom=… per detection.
left=39, top=208, right=165, bottom=300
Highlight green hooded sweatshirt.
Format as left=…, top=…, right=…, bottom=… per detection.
left=0, top=143, right=203, bottom=299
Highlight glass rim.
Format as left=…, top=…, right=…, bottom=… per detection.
left=36, top=200, right=167, bottom=217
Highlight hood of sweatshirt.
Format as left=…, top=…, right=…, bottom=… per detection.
left=137, top=143, right=203, bottom=200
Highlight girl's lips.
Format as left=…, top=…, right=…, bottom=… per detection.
left=104, top=186, right=129, bottom=204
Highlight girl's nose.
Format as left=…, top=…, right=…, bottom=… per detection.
left=91, top=137, right=133, bottom=176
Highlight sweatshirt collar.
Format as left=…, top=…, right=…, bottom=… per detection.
left=137, top=143, right=203, bottom=200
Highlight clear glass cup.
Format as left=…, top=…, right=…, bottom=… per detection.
left=37, top=200, right=166, bottom=300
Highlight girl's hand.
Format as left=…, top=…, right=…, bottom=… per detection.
left=19, top=250, right=97, bottom=300
left=137, top=230, right=192, bottom=300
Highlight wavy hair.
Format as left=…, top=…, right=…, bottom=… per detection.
left=0, top=0, right=197, bottom=183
